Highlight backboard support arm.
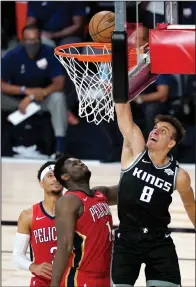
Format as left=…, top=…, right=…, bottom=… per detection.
left=164, top=1, right=179, bottom=24
left=112, top=1, right=128, bottom=103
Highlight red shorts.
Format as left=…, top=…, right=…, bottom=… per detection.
left=61, top=267, right=110, bottom=287
left=30, top=276, right=51, bottom=287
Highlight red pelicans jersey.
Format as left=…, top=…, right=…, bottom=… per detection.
left=30, top=202, right=57, bottom=287
left=61, top=190, right=113, bottom=287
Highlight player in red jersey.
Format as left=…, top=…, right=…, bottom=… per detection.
left=50, top=156, right=118, bottom=287
left=12, top=161, right=64, bottom=287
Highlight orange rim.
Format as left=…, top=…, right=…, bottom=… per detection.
left=54, top=42, right=112, bottom=63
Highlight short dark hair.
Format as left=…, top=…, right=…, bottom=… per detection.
left=37, top=161, right=56, bottom=181
left=54, top=156, right=69, bottom=187
left=22, top=24, right=40, bottom=37
left=154, top=114, right=186, bottom=144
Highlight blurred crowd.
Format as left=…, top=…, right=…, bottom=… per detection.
left=1, top=1, right=195, bottom=163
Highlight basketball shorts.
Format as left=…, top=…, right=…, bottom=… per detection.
left=61, top=267, right=110, bottom=287
left=30, top=276, right=50, bottom=287
left=112, top=229, right=181, bottom=286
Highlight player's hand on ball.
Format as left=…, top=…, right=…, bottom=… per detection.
left=29, top=262, right=52, bottom=280
left=18, top=96, right=32, bottom=114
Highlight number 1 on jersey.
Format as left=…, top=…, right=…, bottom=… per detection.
left=140, top=186, right=154, bottom=203
left=106, top=221, right=112, bottom=241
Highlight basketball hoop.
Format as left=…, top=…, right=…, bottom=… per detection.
left=54, top=42, right=146, bottom=125
left=54, top=42, right=113, bottom=125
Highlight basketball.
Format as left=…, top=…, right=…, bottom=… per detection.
left=89, top=11, right=115, bottom=43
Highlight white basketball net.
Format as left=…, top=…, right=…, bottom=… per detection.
left=55, top=45, right=114, bottom=125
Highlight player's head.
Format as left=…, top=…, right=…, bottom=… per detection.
left=37, top=161, right=63, bottom=195
left=146, top=114, right=186, bottom=152
left=22, top=24, right=41, bottom=58
left=54, top=156, right=91, bottom=189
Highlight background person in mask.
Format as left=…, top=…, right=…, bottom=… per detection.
left=1, top=24, right=68, bottom=159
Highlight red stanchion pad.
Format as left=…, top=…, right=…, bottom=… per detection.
left=149, top=24, right=196, bottom=74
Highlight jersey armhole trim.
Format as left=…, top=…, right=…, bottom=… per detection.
left=121, top=149, right=146, bottom=173
left=31, top=204, right=37, bottom=230
left=173, top=165, right=179, bottom=192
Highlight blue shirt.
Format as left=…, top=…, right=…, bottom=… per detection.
left=1, top=44, right=64, bottom=92
left=27, top=1, right=86, bottom=32
left=142, top=74, right=170, bottom=94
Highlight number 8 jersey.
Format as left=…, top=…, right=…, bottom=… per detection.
left=30, top=202, right=57, bottom=286
left=61, top=190, right=113, bottom=286
left=118, top=149, right=179, bottom=231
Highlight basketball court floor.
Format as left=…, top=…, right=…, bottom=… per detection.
left=2, top=158, right=195, bottom=286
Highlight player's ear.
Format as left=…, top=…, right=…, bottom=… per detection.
left=168, top=139, right=176, bottom=149
left=61, top=174, right=69, bottom=181
left=39, top=180, right=44, bottom=189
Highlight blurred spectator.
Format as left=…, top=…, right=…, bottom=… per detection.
left=27, top=1, right=86, bottom=47
left=136, top=25, right=149, bottom=46
left=178, top=2, right=196, bottom=24
left=134, top=25, right=170, bottom=135
left=99, top=117, right=123, bottom=163
left=1, top=24, right=67, bottom=158
left=141, top=1, right=165, bottom=28
left=134, top=75, right=170, bottom=135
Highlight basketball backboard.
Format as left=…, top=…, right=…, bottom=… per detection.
left=112, top=1, right=196, bottom=104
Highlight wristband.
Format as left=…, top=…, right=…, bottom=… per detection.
left=20, top=86, right=26, bottom=95
left=136, top=95, right=144, bottom=104
left=43, top=89, right=48, bottom=97
left=29, top=95, right=35, bottom=101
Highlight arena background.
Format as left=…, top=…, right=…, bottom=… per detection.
left=1, top=1, right=195, bottom=286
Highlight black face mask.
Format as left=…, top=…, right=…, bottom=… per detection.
left=23, top=42, right=41, bottom=58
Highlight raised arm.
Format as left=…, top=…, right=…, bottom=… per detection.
left=26, top=2, right=37, bottom=25
left=115, top=103, right=145, bottom=169
left=51, top=194, right=82, bottom=287
left=92, top=185, right=118, bottom=206
left=176, top=168, right=195, bottom=228
left=51, top=3, right=86, bottom=39
left=52, top=15, right=85, bottom=39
